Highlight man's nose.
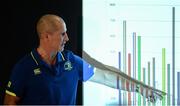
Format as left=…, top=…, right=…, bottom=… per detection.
left=65, top=33, right=69, bottom=42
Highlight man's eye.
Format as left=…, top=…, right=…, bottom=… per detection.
left=62, top=32, right=66, bottom=36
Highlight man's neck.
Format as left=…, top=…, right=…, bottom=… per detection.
left=37, top=47, right=57, bottom=65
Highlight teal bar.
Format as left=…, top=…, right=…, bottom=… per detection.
left=143, top=68, right=146, bottom=106
left=167, top=64, right=170, bottom=105
left=148, top=62, right=150, bottom=86
left=172, top=7, right=175, bottom=105
left=178, top=72, right=180, bottom=105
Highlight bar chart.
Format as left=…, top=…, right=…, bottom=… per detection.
left=83, top=0, right=180, bottom=105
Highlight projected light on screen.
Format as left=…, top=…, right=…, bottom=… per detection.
left=83, top=0, right=180, bottom=105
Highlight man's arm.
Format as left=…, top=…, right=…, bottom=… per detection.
left=4, top=92, right=20, bottom=105
left=83, top=50, right=166, bottom=103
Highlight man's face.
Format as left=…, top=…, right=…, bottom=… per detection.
left=49, top=22, right=69, bottom=52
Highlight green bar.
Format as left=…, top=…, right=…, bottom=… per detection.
left=162, top=48, right=166, bottom=106
left=138, top=36, right=141, bottom=105
left=167, top=64, right=170, bottom=105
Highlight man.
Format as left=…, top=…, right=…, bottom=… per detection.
left=4, top=14, right=165, bottom=105
left=4, top=14, right=94, bottom=105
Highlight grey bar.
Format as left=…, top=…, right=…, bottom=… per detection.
left=123, top=20, right=127, bottom=73
left=172, top=7, right=175, bottom=105
left=123, top=20, right=127, bottom=105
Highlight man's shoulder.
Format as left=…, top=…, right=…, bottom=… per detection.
left=9, top=52, right=34, bottom=78
left=13, top=52, right=34, bottom=71
left=16, top=53, right=32, bottom=65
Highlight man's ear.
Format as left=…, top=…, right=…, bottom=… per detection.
left=45, top=33, right=49, bottom=39
left=41, top=32, right=49, bottom=39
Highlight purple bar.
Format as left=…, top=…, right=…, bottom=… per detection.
left=133, top=32, right=136, bottom=105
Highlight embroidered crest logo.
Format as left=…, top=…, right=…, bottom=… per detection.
left=64, top=61, right=73, bottom=71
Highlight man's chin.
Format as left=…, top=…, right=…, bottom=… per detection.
left=59, top=48, right=64, bottom=52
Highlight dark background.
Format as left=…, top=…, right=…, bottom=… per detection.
left=0, top=0, right=82, bottom=104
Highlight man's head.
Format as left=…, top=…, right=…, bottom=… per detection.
left=36, top=14, right=69, bottom=52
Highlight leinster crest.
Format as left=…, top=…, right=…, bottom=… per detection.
left=64, top=61, right=73, bottom=71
